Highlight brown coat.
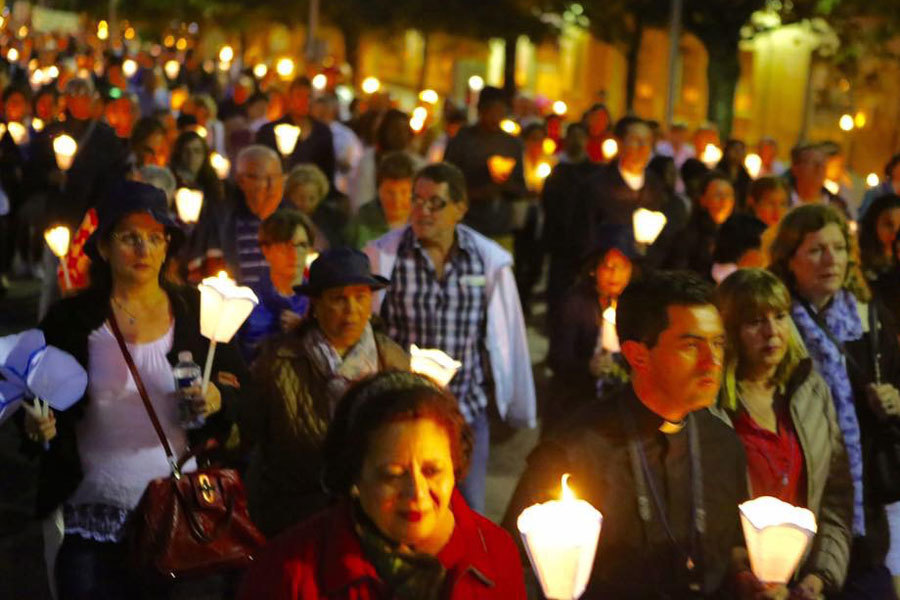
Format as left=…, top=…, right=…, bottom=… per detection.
left=243, top=324, right=409, bottom=536
left=724, top=359, right=853, bottom=593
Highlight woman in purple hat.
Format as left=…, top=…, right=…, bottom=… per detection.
left=245, top=247, right=409, bottom=537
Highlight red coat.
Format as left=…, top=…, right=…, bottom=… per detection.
left=238, top=491, right=527, bottom=599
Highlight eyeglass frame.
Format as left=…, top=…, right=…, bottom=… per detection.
left=110, top=230, right=171, bottom=250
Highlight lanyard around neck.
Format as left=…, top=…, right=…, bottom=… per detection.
left=621, top=399, right=706, bottom=590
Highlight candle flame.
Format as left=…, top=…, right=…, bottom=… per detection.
left=601, top=138, right=618, bottom=160
left=44, top=226, right=71, bottom=258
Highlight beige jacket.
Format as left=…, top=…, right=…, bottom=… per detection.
left=724, top=359, right=853, bottom=593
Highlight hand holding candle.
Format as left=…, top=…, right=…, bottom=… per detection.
left=210, top=152, right=231, bottom=179
left=600, top=303, right=619, bottom=353
left=517, top=474, right=603, bottom=600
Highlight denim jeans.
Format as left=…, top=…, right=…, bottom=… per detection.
left=458, top=410, right=490, bottom=514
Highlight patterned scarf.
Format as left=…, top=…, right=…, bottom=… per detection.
left=302, top=322, right=379, bottom=415
left=791, top=289, right=866, bottom=534
left=352, top=501, right=446, bottom=600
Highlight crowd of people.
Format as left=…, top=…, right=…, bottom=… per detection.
left=4, top=22, right=900, bottom=600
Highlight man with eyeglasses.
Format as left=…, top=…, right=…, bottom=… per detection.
left=189, top=144, right=285, bottom=284
left=577, top=116, right=673, bottom=265
left=365, top=162, right=536, bottom=514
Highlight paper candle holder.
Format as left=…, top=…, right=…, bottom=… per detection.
left=744, top=153, right=763, bottom=179
left=7, top=121, right=27, bottom=145
left=487, top=155, right=516, bottom=184
left=518, top=474, right=602, bottom=600
left=274, top=123, right=301, bottom=156
left=601, top=138, right=619, bottom=160
left=600, top=305, right=619, bottom=353
left=198, top=272, right=259, bottom=393
left=410, top=345, right=462, bottom=387
left=53, top=134, right=78, bottom=171
left=175, top=188, right=204, bottom=224
left=210, top=152, right=231, bottom=179
left=700, top=144, right=723, bottom=169
left=739, top=496, right=817, bottom=585
left=632, top=208, right=667, bottom=245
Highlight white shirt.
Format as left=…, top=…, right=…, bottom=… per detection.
left=69, top=322, right=192, bottom=513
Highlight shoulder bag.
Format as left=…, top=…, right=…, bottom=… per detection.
left=108, top=312, right=266, bottom=580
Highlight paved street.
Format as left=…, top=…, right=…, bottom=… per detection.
left=0, top=276, right=546, bottom=597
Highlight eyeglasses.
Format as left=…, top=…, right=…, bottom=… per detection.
left=262, top=240, right=310, bottom=251
left=411, top=195, right=450, bottom=212
left=111, top=231, right=169, bottom=249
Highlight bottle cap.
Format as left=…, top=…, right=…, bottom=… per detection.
left=178, top=351, right=193, bottom=363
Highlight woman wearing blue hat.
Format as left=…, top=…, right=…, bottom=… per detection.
left=245, top=247, right=410, bottom=537
left=24, top=180, right=250, bottom=598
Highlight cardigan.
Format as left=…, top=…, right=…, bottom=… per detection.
left=29, top=284, right=249, bottom=517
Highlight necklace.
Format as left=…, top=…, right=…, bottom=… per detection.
left=112, top=297, right=138, bottom=325
left=737, top=386, right=796, bottom=490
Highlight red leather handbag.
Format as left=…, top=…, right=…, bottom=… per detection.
left=108, top=312, right=266, bottom=581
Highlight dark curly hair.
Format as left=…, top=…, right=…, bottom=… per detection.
left=321, top=371, right=473, bottom=497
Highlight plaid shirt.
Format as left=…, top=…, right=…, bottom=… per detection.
left=381, top=227, right=490, bottom=422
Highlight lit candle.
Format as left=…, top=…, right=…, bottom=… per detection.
left=739, top=496, right=817, bottom=585
left=552, top=100, right=568, bottom=116
left=536, top=161, right=553, bottom=180
left=198, top=271, right=259, bottom=393
left=517, top=474, right=603, bottom=600
left=43, top=226, right=72, bottom=291
left=164, top=59, right=180, bottom=80
left=53, top=134, right=78, bottom=171
left=253, top=63, right=268, bottom=79
left=744, top=153, right=763, bottom=179
left=122, top=58, right=138, bottom=78
left=601, top=303, right=619, bottom=353
left=632, top=208, right=667, bottom=246
left=701, top=143, right=723, bottom=169
left=487, top=155, right=516, bottom=184
left=7, top=121, right=28, bottom=145
left=210, top=152, right=231, bottom=180
left=273, top=123, right=301, bottom=157
left=276, top=58, right=295, bottom=79
left=31, top=118, right=44, bottom=132
left=601, top=138, right=618, bottom=160
left=175, top=188, right=204, bottom=224
left=419, top=89, right=439, bottom=104
left=410, top=345, right=462, bottom=387
left=500, top=119, right=521, bottom=135
left=218, top=45, right=234, bottom=63
left=312, top=74, right=328, bottom=91
left=824, top=179, right=840, bottom=195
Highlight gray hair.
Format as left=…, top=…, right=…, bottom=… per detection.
left=286, top=163, right=329, bottom=201
left=138, top=165, right=177, bottom=204
left=236, top=144, right=281, bottom=175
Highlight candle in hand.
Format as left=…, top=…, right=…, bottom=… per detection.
left=744, top=153, right=763, bottom=179
left=175, top=188, right=204, bottom=224
left=517, top=474, right=603, bottom=600
left=210, top=152, right=231, bottom=179
left=53, top=134, right=78, bottom=171
left=739, top=496, right=817, bottom=585
left=274, top=123, right=301, bottom=156
left=487, top=155, right=516, bottom=184
left=632, top=208, right=667, bottom=246
left=600, top=304, right=619, bottom=353
left=410, top=345, right=462, bottom=387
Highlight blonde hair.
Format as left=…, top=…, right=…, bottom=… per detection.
left=714, top=268, right=808, bottom=411
left=768, top=203, right=870, bottom=302
left=286, top=163, right=330, bottom=202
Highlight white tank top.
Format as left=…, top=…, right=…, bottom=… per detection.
left=68, top=321, right=191, bottom=512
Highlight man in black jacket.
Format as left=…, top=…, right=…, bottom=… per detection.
left=504, top=271, right=766, bottom=599
left=255, top=76, right=335, bottom=185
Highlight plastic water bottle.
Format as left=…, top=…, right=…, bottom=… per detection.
left=173, top=351, right=204, bottom=429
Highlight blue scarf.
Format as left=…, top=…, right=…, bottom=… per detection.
left=791, top=290, right=866, bottom=534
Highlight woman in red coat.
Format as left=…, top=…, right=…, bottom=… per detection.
left=238, top=371, right=527, bottom=600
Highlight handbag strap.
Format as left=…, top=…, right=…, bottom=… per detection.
left=107, top=308, right=179, bottom=474
left=869, top=302, right=882, bottom=385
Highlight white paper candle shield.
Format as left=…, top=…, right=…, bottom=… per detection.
left=600, top=305, right=619, bottom=353
left=744, top=153, right=763, bottom=179
left=44, top=226, right=71, bottom=258
left=274, top=123, right=301, bottom=156
left=164, top=59, right=180, bottom=80
left=487, top=155, right=516, bottom=184
left=601, top=138, right=619, bottom=160
left=53, top=134, right=78, bottom=171
left=7, top=121, right=27, bottom=145
left=518, top=474, right=602, bottom=600
left=198, top=272, right=259, bottom=343
left=739, top=496, right=817, bottom=584
left=210, top=152, right=231, bottom=179
left=410, top=345, right=462, bottom=387
left=701, top=143, right=723, bottom=169
left=175, top=188, right=204, bottom=224
left=632, top=208, right=667, bottom=245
